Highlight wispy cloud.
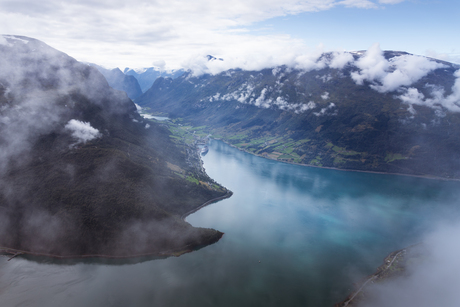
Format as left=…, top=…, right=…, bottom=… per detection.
left=378, top=0, right=406, bottom=4
left=0, top=0, right=407, bottom=68
left=359, top=222, right=460, bottom=307
left=398, top=70, right=460, bottom=113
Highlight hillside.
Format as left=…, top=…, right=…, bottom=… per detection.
left=136, top=48, right=460, bottom=179
left=0, top=35, right=229, bottom=257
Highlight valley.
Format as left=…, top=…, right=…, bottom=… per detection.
left=134, top=52, right=460, bottom=180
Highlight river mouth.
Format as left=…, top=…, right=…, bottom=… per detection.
left=2, top=140, right=460, bottom=307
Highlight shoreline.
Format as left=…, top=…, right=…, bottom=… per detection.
left=0, top=245, right=195, bottom=260
left=216, top=139, right=460, bottom=182
left=0, top=193, right=232, bottom=261
left=335, top=248, right=407, bottom=307
left=181, top=191, right=233, bottom=220
left=0, top=137, right=233, bottom=261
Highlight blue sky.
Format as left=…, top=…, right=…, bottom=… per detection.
left=0, top=0, right=458, bottom=69
left=249, top=1, right=459, bottom=59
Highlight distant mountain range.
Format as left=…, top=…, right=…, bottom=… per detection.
left=94, top=54, right=220, bottom=101
left=124, top=67, right=185, bottom=93
left=0, top=35, right=228, bottom=257
left=90, top=64, right=143, bottom=100
left=91, top=65, right=185, bottom=100
left=136, top=48, right=460, bottom=179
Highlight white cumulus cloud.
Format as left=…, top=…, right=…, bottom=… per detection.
left=397, top=70, right=460, bottom=113
left=351, top=43, right=446, bottom=93
left=329, top=51, right=354, bottom=69
left=351, top=43, right=389, bottom=86
left=373, top=54, right=446, bottom=93
left=65, top=119, right=101, bottom=143
left=359, top=222, right=460, bottom=307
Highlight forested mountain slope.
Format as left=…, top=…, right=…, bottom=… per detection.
left=0, top=35, right=228, bottom=257
left=136, top=48, right=460, bottom=179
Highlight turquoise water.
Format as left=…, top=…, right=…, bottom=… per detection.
left=1, top=140, right=460, bottom=307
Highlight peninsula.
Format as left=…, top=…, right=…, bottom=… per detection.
left=0, top=36, right=231, bottom=258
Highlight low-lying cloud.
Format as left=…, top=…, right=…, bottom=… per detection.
left=184, top=43, right=448, bottom=97
left=185, top=42, right=459, bottom=116
left=397, top=70, right=460, bottom=113
left=358, top=222, right=460, bottom=307
left=351, top=43, right=446, bottom=93
left=183, top=44, right=351, bottom=77
left=65, top=119, right=101, bottom=144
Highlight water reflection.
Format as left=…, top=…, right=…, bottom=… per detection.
left=7, top=252, right=174, bottom=266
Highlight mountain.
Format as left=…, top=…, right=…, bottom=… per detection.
left=90, top=64, right=143, bottom=100
left=135, top=48, right=460, bottom=179
left=124, top=67, right=185, bottom=93
left=206, top=55, right=223, bottom=62
left=0, top=35, right=229, bottom=257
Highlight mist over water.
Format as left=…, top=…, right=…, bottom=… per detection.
left=2, top=140, right=460, bottom=307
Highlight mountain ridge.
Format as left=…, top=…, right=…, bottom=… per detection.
left=136, top=48, right=460, bottom=179
left=124, top=66, right=185, bottom=92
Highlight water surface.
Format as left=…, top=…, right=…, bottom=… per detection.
left=1, top=140, right=460, bottom=307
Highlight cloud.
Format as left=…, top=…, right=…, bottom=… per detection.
left=183, top=44, right=355, bottom=76
left=0, top=35, right=9, bottom=46
left=397, top=70, right=460, bottom=113
left=358, top=222, right=460, bottom=307
left=329, top=51, right=354, bottom=69
left=425, top=49, right=460, bottom=66
left=375, top=55, right=446, bottom=92
left=152, top=60, right=166, bottom=70
left=339, top=0, right=377, bottom=9
left=181, top=36, right=313, bottom=76
left=351, top=43, right=446, bottom=93
left=397, top=88, right=425, bottom=113
left=351, top=43, right=389, bottom=86
left=293, top=44, right=329, bottom=71
left=65, top=119, right=101, bottom=143
left=378, top=0, right=406, bottom=3
left=314, top=102, right=337, bottom=116
left=0, top=0, right=407, bottom=68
